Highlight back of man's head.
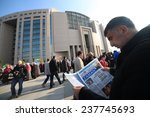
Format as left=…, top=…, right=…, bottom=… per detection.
left=53, top=56, right=55, bottom=59
left=104, top=16, right=135, bottom=36
left=77, top=51, right=83, bottom=57
left=47, top=58, right=49, bottom=62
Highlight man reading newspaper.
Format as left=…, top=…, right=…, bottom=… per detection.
left=73, top=16, right=150, bottom=100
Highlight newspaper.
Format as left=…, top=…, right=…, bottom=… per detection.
left=65, top=58, right=113, bottom=98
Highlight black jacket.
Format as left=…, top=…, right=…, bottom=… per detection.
left=79, top=26, right=150, bottom=100
left=49, top=58, right=58, bottom=73
left=61, top=59, right=68, bottom=72
left=13, top=64, right=27, bottom=79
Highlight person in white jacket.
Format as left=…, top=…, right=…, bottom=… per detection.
left=73, top=51, right=84, bottom=72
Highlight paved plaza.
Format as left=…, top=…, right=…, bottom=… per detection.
left=0, top=73, right=73, bottom=100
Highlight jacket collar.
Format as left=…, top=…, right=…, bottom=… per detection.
left=116, top=26, right=150, bottom=68
left=121, top=26, right=150, bottom=56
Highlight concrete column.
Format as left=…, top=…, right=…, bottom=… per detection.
left=14, top=18, right=19, bottom=64
left=73, top=45, right=76, bottom=59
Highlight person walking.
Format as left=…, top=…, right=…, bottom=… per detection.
left=49, top=56, right=62, bottom=89
left=42, top=58, right=51, bottom=87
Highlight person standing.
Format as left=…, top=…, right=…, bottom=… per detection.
left=10, top=60, right=27, bottom=99
left=73, top=51, right=84, bottom=99
left=1, top=64, right=12, bottom=84
left=73, top=51, right=84, bottom=72
left=84, top=52, right=95, bottom=65
left=49, top=56, right=62, bottom=89
left=99, top=55, right=109, bottom=67
left=25, top=63, right=32, bottom=80
left=42, top=59, right=51, bottom=87
left=61, top=56, right=68, bottom=82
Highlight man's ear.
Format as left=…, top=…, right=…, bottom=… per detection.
left=119, top=25, right=128, bottom=34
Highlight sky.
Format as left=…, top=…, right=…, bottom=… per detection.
left=0, top=0, right=150, bottom=30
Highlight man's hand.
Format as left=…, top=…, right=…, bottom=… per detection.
left=73, top=86, right=84, bottom=100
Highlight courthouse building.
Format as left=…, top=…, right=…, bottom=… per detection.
left=0, top=8, right=109, bottom=65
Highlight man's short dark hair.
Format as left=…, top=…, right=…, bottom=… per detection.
left=63, top=56, right=66, bottom=59
left=104, top=16, right=135, bottom=36
left=47, top=58, right=49, bottom=61
left=77, top=51, right=83, bottom=56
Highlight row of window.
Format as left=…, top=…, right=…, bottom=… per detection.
left=21, top=39, right=45, bottom=46
left=18, top=52, right=46, bottom=61
left=66, top=11, right=90, bottom=30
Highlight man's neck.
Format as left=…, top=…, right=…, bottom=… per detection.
left=120, top=29, right=138, bottom=49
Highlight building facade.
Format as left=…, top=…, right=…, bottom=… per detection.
left=0, top=9, right=109, bottom=65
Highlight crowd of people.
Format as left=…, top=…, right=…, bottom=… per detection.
left=0, top=50, right=119, bottom=99
left=0, top=61, right=42, bottom=84
left=0, top=59, right=45, bottom=98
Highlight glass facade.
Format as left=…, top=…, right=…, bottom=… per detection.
left=50, top=15, right=53, bottom=57
left=42, top=19, right=46, bottom=61
left=17, top=16, right=47, bottom=62
left=66, top=11, right=90, bottom=30
left=22, top=20, right=30, bottom=62
left=32, top=19, right=40, bottom=60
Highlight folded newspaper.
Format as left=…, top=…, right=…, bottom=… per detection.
left=65, top=58, right=113, bottom=99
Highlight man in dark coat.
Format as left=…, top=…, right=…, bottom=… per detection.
left=74, top=16, right=150, bottom=100
left=49, top=56, right=62, bottom=88
left=10, top=60, right=27, bottom=98
left=61, top=56, right=69, bottom=82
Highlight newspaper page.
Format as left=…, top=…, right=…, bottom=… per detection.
left=64, top=73, right=84, bottom=87
left=65, top=58, right=113, bottom=98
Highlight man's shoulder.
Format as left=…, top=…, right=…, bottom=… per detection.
left=74, top=57, right=80, bottom=62
left=125, top=40, right=150, bottom=65
left=133, top=38, right=150, bottom=53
